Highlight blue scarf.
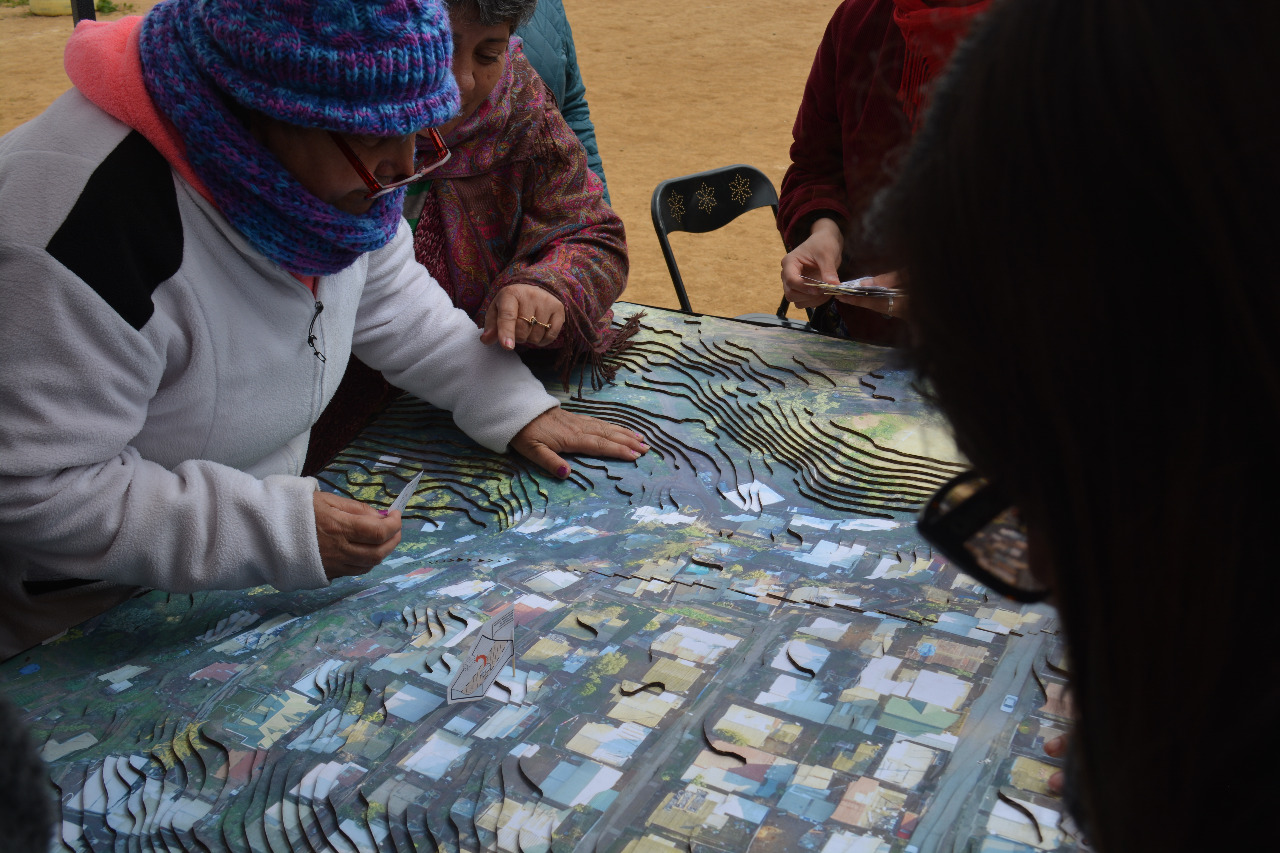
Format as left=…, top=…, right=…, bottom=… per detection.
left=138, top=2, right=404, bottom=276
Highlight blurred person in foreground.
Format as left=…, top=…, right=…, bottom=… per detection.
left=0, top=0, right=646, bottom=660
left=880, top=0, right=1277, bottom=848
left=0, top=696, right=53, bottom=852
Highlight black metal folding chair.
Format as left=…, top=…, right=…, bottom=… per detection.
left=71, top=1, right=95, bottom=24
left=651, top=164, right=809, bottom=330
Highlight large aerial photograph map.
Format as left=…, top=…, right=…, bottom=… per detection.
left=3, top=307, right=1081, bottom=853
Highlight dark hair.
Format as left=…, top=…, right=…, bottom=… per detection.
left=0, top=696, right=55, bottom=852
left=445, top=0, right=538, bottom=31
left=879, top=0, right=1280, bottom=850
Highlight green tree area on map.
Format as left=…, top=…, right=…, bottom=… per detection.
left=629, top=524, right=717, bottom=562
left=577, top=650, right=628, bottom=696
left=665, top=606, right=735, bottom=627
left=711, top=727, right=749, bottom=746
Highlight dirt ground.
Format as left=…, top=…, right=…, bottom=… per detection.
left=0, top=0, right=832, bottom=320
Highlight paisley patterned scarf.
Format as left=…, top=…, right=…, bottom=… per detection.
left=409, top=40, right=630, bottom=378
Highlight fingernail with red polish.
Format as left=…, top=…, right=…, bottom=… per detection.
left=378, top=509, right=389, bottom=517
left=556, top=465, right=570, bottom=479
left=504, top=338, right=515, bottom=349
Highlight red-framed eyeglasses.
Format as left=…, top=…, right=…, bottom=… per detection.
left=328, top=127, right=451, bottom=200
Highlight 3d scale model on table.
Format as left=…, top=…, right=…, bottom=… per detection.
left=2, top=306, right=1084, bottom=853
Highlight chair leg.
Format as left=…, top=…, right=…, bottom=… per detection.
left=672, top=276, right=694, bottom=315
left=658, top=234, right=695, bottom=313
left=775, top=296, right=816, bottom=329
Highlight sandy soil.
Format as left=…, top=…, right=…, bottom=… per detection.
left=0, top=0, right=832, bottom=320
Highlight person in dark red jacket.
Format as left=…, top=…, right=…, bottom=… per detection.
left=777, top=0, right=988, bottom=344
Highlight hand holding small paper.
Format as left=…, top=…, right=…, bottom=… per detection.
left=313, top=492, right=401, bottom=580
left=780, top=216, right=844, bottom=309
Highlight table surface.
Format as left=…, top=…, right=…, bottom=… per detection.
left=3, top=305, right=1082, bottom=853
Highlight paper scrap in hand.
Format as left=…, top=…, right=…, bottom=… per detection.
left=800, top=274, right=893, bottom=298
left=448, top=604, right=515, bottom=704
left=388, top=470, right=425, bottom=513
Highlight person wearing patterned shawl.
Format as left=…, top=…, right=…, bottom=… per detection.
left=414, top=0, right=628, bottom=371
left=304, top=0, right=631, bottom=475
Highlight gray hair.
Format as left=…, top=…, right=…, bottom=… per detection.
left=445, top=0, right=538, bottom=30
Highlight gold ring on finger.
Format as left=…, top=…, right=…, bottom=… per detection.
left=524, top=315, right=538, bottom=327
left=535, top=319, right=552, bottom=330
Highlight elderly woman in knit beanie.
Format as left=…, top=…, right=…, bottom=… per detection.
left=0, top=0, right=647, bottom=661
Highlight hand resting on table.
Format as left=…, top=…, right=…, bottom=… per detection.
left=513, top=407, right=649, bottom=479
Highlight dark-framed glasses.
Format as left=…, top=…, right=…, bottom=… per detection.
left=328, top=127, right=451, bottom=200
left=917, top=469, right=1051, bottom=603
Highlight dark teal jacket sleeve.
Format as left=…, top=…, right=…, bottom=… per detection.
left=516, top=0, right=610, bottom=203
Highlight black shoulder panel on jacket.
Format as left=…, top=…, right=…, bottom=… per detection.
left=46, top=130, right=183, bottom=330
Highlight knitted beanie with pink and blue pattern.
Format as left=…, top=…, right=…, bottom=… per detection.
left=138, top=0, right=460, bottom=275
left=151, top=0, right=459, bottom=134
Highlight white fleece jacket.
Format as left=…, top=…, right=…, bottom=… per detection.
left=0, top=91, right=559, bottom=658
